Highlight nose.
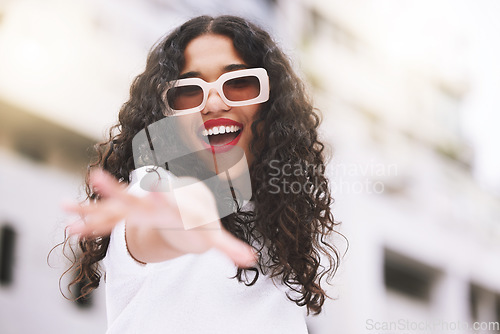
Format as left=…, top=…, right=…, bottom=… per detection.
left=202, top=88, right=230, bottom=114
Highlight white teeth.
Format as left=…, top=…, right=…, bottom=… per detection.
left=201, top=125, right=241, bottom=136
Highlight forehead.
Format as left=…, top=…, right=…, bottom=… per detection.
left=182, top=34, right=246, bottom=76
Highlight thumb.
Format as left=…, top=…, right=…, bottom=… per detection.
left=214, top=229, right=258, bottom=268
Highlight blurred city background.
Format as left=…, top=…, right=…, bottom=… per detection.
left=1, top=0, right=500, bottom=333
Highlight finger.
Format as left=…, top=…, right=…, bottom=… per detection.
left=67, top=214, right=120, bottom=237
left=62, top=201, right=103, bottom=217
left=66, top=201, right=128, bottom=236
left=89, top=169, right=128, bottom=199
left=61, top=201, right=83, bottom=214
left=213, top=229, right=258, bottom=268
left=66, top=220, right=97, bottom=237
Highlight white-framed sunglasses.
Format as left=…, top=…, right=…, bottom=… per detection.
left=165, top=67, right=270, bottom=115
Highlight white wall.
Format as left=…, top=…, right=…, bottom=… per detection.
left=0, top=148, right=107, bottom=333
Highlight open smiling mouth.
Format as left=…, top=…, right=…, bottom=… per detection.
left=199, top=118, right=243, bottom=153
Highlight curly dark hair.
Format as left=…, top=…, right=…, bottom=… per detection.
left=59, top=15, right=343, bottom=315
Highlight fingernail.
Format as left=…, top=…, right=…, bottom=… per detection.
left=67, top=223, right=84, bottom=235
left=61, top=200, right=76, bottom=211
left=243, top=249, right=258, bottom=267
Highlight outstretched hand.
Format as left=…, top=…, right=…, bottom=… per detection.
left=64, top=169, right=257, bottom=268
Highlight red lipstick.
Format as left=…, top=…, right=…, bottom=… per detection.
left=199, top=118, right=243, bottom=154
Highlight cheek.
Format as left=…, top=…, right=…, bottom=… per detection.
left=241, top=105, right=261, bottom=134
left=247, top=105, right=261, bottom=123
left=174, top=114, right=205, bottom=152
left=241, top=127, right=256, bottom=165
left=243, top=105, right=262, bottom=150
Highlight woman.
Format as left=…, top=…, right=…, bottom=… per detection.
left=63, top=15, right=341, bottom=333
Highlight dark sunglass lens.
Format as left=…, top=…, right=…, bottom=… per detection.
left=223, top=76, right=260, bottom=102
left=167, top=85, right=203, bottom=110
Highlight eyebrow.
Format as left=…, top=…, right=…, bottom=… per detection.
left=223, top=64, right=249, bottom=72
left=178, top=64, right=249, bottom=80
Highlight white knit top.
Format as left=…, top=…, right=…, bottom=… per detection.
left=102, top=166, right=308, bottom=334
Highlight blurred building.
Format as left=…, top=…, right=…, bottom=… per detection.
left=278, top=1, right=500, bottom=333
left=1, top=0, right=500, bottom=333
left=0, top=100, right=106, bottom=332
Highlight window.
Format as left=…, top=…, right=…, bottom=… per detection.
left=470, top=283, right=500, bottom=331
left=496, top=295, right=500, bottom=329
left=470, top=284, right=479, bottom=321
left=0, top=224, right=16, bottom=286
left=73, top=268, right=93, bottom=308
left=384, top=249, right=437, bottom=302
